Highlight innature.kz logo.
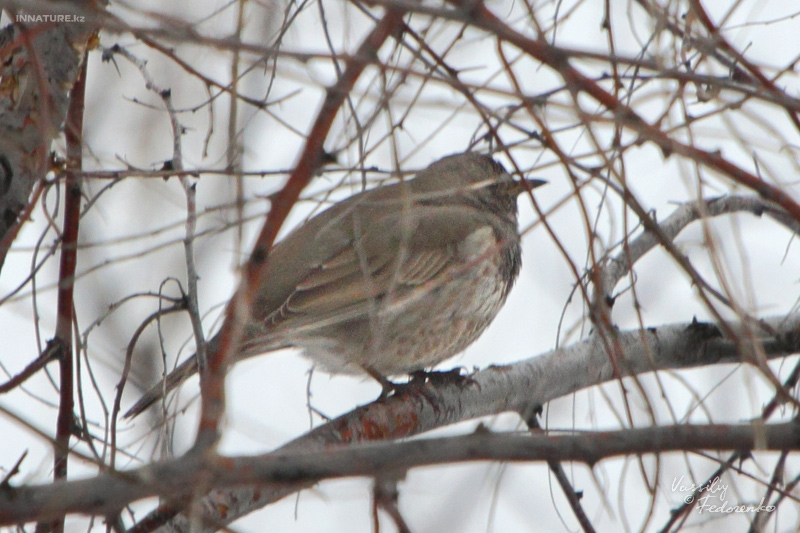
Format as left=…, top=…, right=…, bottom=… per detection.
left=15, top=14, right=86, bottom=23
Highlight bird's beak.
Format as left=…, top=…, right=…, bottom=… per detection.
left=504, top=178, right=547, bottom=196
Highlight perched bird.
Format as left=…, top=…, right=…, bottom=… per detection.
left=125, top=152, right=544, bottom=418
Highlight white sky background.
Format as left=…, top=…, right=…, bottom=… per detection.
left=2, top=0, right=800, bottom=531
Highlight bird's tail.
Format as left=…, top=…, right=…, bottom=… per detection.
left=123, top=328, right=287, bottom=419
left=123, top=353, right=200, bottom=419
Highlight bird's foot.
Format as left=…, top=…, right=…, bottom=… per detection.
left=364, top=367, right=476, bottom=403
left=408, top=368, right=475, bottom=387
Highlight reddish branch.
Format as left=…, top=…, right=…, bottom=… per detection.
left=686, top=0, right=800, bottom=134
left=442, top=0, right=800, bottom=225
left=192, top=7, right=408, bottom=451
left=43, top=56, right=88, bottom=533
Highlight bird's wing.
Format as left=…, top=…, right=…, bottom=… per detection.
left=261, top=204, right=499, bottom=335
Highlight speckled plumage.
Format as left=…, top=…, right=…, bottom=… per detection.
left=125, top=152, right=544, bottom=418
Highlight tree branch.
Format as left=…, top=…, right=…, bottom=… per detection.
left=2, top=420, right=799, bottom=526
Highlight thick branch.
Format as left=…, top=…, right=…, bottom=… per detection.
left=0, top=11, right=98, bottom=266
left=129, top=312, right=800, bottom=531
left=2, top=421, right=799, bottom=526
left=0, top=312, right=789, bottom=529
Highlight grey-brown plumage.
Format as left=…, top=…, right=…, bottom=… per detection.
left=125, top=152, right=544, bottom=418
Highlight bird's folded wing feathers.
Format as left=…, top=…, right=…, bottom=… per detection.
left=262, top=205, right=497, bottom=333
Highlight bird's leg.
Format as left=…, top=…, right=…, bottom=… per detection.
left=361, top=365, right=401, bottom=400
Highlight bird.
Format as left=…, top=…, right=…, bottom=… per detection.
left=124, top=152, right=545, bottom=418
